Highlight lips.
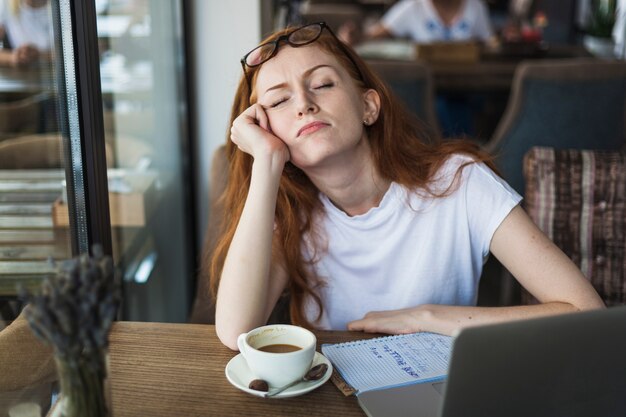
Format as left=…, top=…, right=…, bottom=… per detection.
left=297, top=121, right=329, bottom=137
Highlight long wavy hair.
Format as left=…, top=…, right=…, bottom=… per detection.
left=205, top=25, right=496, bottom=328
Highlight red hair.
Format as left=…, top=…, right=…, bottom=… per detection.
left=204, top=26, right=495, bottom=328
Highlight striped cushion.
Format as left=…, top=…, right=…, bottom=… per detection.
left=523, top=147, right=626, bottom=306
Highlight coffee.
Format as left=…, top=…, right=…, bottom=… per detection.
left=258, top=344, right=302, bottom=353
left=238, top=324, right=316, bottom=386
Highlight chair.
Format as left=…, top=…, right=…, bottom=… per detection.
left=189, top=145, right=290, bottom=324
left=485, top=58, right=626, bottom=194
left=0, top=311, right=56, bottom=415
left=0, top=133, right=119, bottom=169
left=188, top=146, right=228, bottom=324
left=0, top=133, right=63, bottom=169
left=366, top=59, right=440, bottom=138
left=0, top=93, right=57, bottom=141
left=522, top=146, right=626, bottom=306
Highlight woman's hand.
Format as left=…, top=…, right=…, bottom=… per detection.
left=230, top=103, right=290, bottom=170
left=12, top=45, right=39, bottom=67
left=348, top=307, right=431, bottom=335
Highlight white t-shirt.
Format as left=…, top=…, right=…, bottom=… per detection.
left=0, top=0, right=53, bottom=51
left=302, top=155, right=521, bottom=330
left=381, top=0, right=494, bottom=42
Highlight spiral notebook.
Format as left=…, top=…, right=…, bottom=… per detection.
left=321, top=332, right=452, bottom=394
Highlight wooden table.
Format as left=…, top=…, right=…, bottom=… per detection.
left=108, top=322, right=376, bottom=417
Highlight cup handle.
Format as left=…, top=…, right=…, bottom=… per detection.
left=237, top=333, right=247, bottom=355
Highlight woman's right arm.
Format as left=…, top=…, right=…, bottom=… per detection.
left=215, top=104, right=290, bottom=350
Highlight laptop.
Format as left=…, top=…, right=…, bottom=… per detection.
left=358, top=306, right=626, bottom=417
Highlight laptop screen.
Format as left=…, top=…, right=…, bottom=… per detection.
left=441, top=306, right=626, bottom=417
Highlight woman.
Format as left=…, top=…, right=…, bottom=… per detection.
left=368, top=0, right=494, bottom=43
left=207, top=22, right=604, bottom=350
left=339, top=0, right=496, bottom=46
left=0, top=0, right=52, bottom=68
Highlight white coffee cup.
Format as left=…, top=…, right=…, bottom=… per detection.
left=237, top=324, right=316, bottom=387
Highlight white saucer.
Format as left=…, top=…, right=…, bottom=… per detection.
left=225, top=351, right=333, bottom=399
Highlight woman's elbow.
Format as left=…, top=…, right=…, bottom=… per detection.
left=215, top=323, right=241, bottom=351
left=578, top=297, right=607, bottom=311
left=567, top=290, right=606, bottom=312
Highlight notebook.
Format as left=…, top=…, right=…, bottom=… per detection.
left=324, top=306, right=626, bottom=417
left=321, top=332, right=452, bottom=394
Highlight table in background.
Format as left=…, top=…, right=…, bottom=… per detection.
left=108, top=322, right=377, bottom=417
left=0, top=67, right=55, bottom=98
left=432, top=44, right=593, bottom=93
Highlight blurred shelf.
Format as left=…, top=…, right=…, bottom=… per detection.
left=52, top=171, right=157, bottom=228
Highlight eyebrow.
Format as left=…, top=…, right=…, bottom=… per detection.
left=262, top=64, right=336, bottom=95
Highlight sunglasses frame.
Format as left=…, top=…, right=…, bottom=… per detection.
left=240, top=22, right=362, bottom=92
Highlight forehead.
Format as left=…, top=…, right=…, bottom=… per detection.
left=254, top=45, right=345, bottom=91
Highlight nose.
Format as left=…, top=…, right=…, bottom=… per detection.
left=295, top=90, right=318, bottom=117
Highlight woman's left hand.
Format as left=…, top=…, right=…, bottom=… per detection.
left=347, top=307, right=429, bottom=335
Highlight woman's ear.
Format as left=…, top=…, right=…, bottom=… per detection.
left=362, top=88, right=381, bottom=126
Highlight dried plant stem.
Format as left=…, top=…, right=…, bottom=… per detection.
left=20, top=246, right=119, bottom=417
left=56, top=353, right=110, bottom=417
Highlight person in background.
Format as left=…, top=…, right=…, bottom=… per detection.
left=206, top=22, right=605, bottom=350
left=0, top=0, right=52, bottom=68
left=340, top=0, right=498, bottom=139
left=369, top=0, right=494, bottom=43
left=340, top=0, right=496, bottom=46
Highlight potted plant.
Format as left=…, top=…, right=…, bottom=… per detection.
left=20, top=246, right=120, bottom=417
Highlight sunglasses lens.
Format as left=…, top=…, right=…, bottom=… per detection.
left=242, top=23, right=325, bottom=69
left=289, top=24, right=323, bottom=45
left=245, top=43, right=276, bottom=67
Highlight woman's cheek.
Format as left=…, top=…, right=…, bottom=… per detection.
left=269, top=119, right=291, bottom=143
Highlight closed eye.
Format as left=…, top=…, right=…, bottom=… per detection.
left=314, top=82, right=334, bottom=90
left=270, top=97, right=288, bottom=108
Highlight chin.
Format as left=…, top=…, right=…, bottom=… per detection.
left=288, top=149, right=326, bottom=169
left=289, top=157, right=317, bottom=171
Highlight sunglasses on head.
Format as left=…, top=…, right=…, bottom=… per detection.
left=240, top=22, right=362, bottom=91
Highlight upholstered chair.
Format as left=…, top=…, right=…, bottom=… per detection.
left=486, top=59, right=626, bottom=194
left=522, top=146, right=626, bottom=306
left=0, top=311, right=55, bottom=415
left=366, top=59, right=440, bottom=139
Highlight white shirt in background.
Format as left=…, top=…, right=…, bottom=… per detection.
left=381, top=0, right=494, bottom=42
left=0, top=0, right=52, bottom=51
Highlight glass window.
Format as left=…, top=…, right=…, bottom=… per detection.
left=0, top=0, right=71, bottom=415
left=96, top=0, right=193, bottom=322
left=1, top=1, right=194, bottom=414
left=0, top=0, right=70, bottom=318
